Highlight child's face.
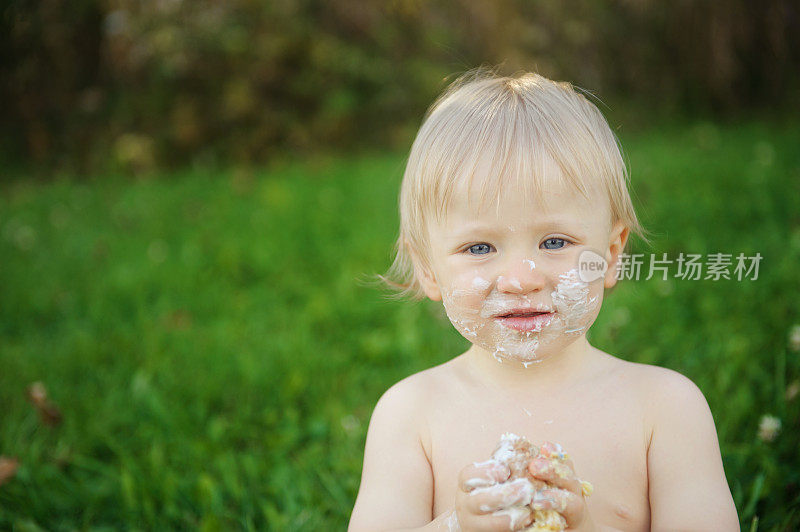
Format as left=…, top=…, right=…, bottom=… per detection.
left=414, top=163, right=627, bottom=366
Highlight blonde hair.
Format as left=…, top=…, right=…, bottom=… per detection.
left=376, top=67, right=647, bottom=300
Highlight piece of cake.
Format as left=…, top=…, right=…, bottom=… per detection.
left=486, top=433, right=584, bottom=531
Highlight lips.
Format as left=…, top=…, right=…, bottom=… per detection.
left=495, top=307, right=553, bottom=318
left=496, top=311, right=554, bottom=332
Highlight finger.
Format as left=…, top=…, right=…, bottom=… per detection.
left=528, top=456, right=581, bottom=494
left=530, top=487, right=585, bottom=528
left=466, top=478, right=535, bottom=514
left=457, top=508, right=533, bottom=532
left=539, top=441, right=569, bottom=461
left=458, top=459, right=510, bottom=492
left=491, top=505, right=534, bottom=531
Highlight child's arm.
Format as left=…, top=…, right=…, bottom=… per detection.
left=348, top=378, right=437, bottom=531
left=646, top=368, right=740, bottom=530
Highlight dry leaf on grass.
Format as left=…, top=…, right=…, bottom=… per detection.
left=0, top=456, right=19, bottom=487
left=26, top=381, right=63, bottom=427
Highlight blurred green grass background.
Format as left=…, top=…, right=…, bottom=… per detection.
left=1, top=120, right=799, bottom=530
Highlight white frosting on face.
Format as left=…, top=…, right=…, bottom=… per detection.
left=426, top=171, right=612, bottom=368
left=551, top=269, right=598, bottom=334
left=471, top=276, right=491, bottom=290
left=440, top=268, right=600, bottom=365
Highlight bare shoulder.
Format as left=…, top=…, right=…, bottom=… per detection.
left=375, top=360, right=454, bottom=423
left=589, top=353, right=714, bottom=438
left=593, top=355, right=717, bottom=446
left=349, top=362, right=456, bottom=531
left=380, top=359, right=454, bottom=400
left=632, top=362, right=704, bottom=392
left=596, top=351, right=683, bottom=381
left=599, top=354, right=707, bottom=408
left=623, top=363, right=711, bottom=425
left=617, top=363, right=740, bottom=529
left=367, top=369, right=435, bottom=463
left=591, top=355, right=738, bottom=528
left=586, top=350, right=684, bottom=390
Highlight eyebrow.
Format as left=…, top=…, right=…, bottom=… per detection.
left=447, top=218, right=581, bottom=239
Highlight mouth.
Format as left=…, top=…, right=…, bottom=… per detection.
left=494, top=308, right=553, bottom=318
left=495, top=308, right=554, bottom=332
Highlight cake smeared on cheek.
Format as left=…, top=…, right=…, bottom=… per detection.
left=440, top=268, right=600, bottom=366
left=442, top=270, right=490, bottom=341
left=551, top=270, right=599, bottom=335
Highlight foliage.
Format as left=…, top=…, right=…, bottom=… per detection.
left=2, top=0, right=799, bottom=173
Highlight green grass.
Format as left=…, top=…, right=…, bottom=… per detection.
left=1, top=120, right=799, bottom=530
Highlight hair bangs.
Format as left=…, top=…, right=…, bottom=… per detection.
left=430, top=96, right=586, bottom=225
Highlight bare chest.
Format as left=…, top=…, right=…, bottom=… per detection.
left=424, top=384, right=651, bottom=531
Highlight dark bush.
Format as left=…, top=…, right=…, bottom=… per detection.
left=2, top=0, right=798, bottom=174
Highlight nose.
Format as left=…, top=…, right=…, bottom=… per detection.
left=496, top=257, right=546, bottom=294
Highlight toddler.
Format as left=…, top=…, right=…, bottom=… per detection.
left=348, top=69, right=739, bottom=531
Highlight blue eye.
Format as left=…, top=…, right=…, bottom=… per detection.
left=542, top=238, right=568, bottom=250
left=467, top=243, right=492, bottom=255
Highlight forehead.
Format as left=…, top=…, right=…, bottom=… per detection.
left=440, top=154, right=610, bottom=231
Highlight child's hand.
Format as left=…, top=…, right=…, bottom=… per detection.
left=455, top=460, right=537, bottom=531
left=527, top=442, right=594, bottom=529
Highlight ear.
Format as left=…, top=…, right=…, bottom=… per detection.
left=405, top=239, right=442, bottom=301
left=603, top=221, right=630, bottom=289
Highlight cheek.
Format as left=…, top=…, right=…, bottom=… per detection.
left=551, top=268, right=603, bottom=333
left=440, top=271, right=492, bottom=315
